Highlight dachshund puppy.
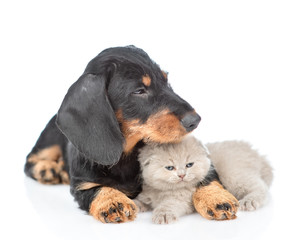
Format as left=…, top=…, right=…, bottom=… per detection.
left=25, top=46, right=238, bottom=223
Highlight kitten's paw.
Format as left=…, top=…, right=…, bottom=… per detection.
left=239, top=193, right=265, bottom=211
left=152, top=210, right=178, bottom=224
left=134, top=199, right=150, bottom=213
left=193, top=181, right=239, bottom=221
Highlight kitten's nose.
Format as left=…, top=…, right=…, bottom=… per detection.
left=178, top=174, right=186, bottom=179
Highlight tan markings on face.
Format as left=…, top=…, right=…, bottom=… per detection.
left=142, top=75, right=151, bottom=87
left=143, top=109, right=187, bottom=143
left=116, top=110, right=142, bottom=153
left=116, top=109, right=187, bottom=154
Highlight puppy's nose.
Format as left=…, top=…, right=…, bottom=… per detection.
left=181, top=112, right=201, bottom=132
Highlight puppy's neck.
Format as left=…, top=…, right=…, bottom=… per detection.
left=123, top=133, right=142, bottom=154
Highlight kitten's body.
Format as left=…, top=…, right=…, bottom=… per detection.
left=136, top=136, right=273, bottom=224
left=136, top=184, right=196, bottom=223
left=135, top=136, right=211, bottom=224
left=206, top=141, right=273, bottom=211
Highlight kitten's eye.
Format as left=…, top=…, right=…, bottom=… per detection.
left=165, top=166, right=175, bottom=171
left=186, top=162, right=194, bottom=168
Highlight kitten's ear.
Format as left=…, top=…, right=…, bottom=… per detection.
left=142, top=158, right=151, bottom=167
left=139, top=144, right=158, bottom=167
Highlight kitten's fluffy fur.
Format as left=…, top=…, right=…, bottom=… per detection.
left=135, top=136, right=211, bottom=224
left=136, top=136, right=273, bottom=224
left=206, top=141, right=273, bottom=211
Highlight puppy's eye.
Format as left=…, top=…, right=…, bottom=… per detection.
left=132, top=88, right=147, bottom=95
left=186, top=162, right=194, bottom=168
left=165, top=166, right=175, bottom=171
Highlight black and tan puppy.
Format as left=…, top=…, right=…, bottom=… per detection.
left=24, top=46, right=238, bottom=223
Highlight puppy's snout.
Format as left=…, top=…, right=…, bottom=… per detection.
left=181, top=112, right=201, bottom=132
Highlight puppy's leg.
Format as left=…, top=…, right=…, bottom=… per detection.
left=24, top=115, right=69, bottom=184
left=76, top=186, right=137, bottom=223
left=212, top=171, right=270, bottom=211
left=193, top=181, right=239, bottom=220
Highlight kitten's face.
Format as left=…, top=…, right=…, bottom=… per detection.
left=139, top=136, right=211, bottom=190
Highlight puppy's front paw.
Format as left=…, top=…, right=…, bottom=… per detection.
left=193, top=181, right=239, bottom=220
left=89, top=187, right=137, bottom=223
left=152, top=209, right=178, bottom=224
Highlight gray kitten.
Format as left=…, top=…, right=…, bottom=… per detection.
left=135, top=136, right=273, bottom=224
left=134, top=136, right=211, bottom=224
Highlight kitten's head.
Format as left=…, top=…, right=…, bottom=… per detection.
left=138, top=136, right=211, bottom=190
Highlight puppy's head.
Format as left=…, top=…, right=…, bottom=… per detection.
left=57, top=46, right=201, bottom=165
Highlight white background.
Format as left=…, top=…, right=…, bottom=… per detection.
left=1, top=1, right=306, bottom=239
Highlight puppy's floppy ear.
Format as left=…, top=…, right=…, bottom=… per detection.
left=56, top=73, right=124, bottom=165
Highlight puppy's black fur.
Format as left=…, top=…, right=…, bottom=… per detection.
left=24, top=46, right=201, bottom=219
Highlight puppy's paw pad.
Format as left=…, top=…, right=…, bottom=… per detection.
left=209, top=202, right=238, bottom=220
left=100, top=201, right=137, bottom=223
left=33, top=160, right=69, bottom=184
left=27, top=145, right=69, bottom=184
left=193, top=181, right=239, bottom=221
left=90, top=187, right=137, bottom=223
